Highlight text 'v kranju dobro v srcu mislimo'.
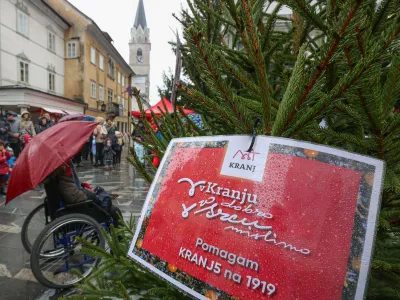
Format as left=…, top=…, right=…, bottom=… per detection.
left=172, top=177, right=313, bottom=296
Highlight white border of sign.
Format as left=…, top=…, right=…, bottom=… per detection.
left=127, top=135, right=384, bottom=300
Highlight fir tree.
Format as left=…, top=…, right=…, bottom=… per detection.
left=74, top=0, right=400, bottom=299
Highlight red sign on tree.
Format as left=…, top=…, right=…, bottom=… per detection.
left=128, top=136, right=384, bottom=300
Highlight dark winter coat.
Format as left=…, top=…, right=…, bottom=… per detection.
left=111, top=135, right=124, bottom=152
left=46, top=119, right=55, bottom=127
left=0, top=119, right=10, bottom=142
left=0, top=150, right=11, bottom=175
left=36, top=117, right=52, bottom=134
left=6, top=119, right=22, bottom=144
left=105, top=124, right=116, bottom=138
left=36, top=123, right=47, bottom=134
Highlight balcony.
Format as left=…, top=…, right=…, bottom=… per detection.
left=106, top=102, right=120, bottom=117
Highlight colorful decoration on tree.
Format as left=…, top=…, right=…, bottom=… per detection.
left=304, top=149, right=319, bottom=158
left=168, top=264, right=178, bottom=273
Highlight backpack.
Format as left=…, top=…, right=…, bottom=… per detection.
left=94, top=186, right=112, bottom=212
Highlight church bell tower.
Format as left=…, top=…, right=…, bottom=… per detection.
left=129, top=0, right=151, bottom=105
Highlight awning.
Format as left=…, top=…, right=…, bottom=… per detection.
left=131, top=98, right=196, bottom=119
left=42, top=107, right=64, bottom=114
left=42, top=107, right=79, bottom=115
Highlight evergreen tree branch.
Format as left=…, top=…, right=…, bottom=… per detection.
left=356, top=27, right=365, bottom=57
left=187, top=29, right=251, bottom=130
left=240, top=0, right=272, bottom=133
left=277, top=0, right=363, bottom=136
left=177, top=83, right=246, bottom=131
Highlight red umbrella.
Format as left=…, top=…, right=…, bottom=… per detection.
left=6, top=121, right=97, bottom=204
left=58, top=113, right=86, bottom=123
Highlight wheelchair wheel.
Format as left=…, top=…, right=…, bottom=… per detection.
left=30, top=213, right=105, bottom=289
left=21, top=203, right=48, bottom=254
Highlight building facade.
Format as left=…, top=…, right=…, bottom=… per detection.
left=0, top=0, right=85, bottom=116
left=129, top=0, right=151, bottom=110
left=47, top=0, right=134, bottom=133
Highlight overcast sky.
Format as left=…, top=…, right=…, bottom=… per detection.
left=68, top=0, right=187, bottom=104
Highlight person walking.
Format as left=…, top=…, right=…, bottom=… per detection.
left=113, top=131, right=124, bottom=166
left=91, top=136, right=96, bottom=164
left=82, top=135, right=91, bottom=161
left=20, top=111, right=36, bottom=148
left=103, top=139, right=115, bottom=170
left=5, top=112, right=22, bottom=158
left=105, top=119, right=116, bottom=139
left=93, top=117, right=107, bottom=167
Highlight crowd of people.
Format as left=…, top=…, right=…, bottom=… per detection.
left=76, top=117, right=126, bottom=170
left=0, top=111, right=55, bottom=159
left=0, top=111, right=128, bottom=195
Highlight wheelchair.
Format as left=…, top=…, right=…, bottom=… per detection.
left=24, top=176, right=114, bottom=289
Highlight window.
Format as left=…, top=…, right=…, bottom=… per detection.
left=99, top=86, right=104, bottom=101
left=117, top=95, right=121, bottom=104
left=99, top=54, right=104, bottom=70
left=48, top=72, right=55, bottom=92
left=67, top=41, right=78, bottom=58
left=90, top=46, right=96, bottom=64
left=118, top=72, right=121, bottom=84
left=108, top=57, right=115, bottom=79
left=90, top=81, right=96, bottom=98
left=19, top=61, right=29, bottom=83
left=17, top=10, right=29, bottom=36
left=122, top=76, right=125, bottom=87
left=107, top=89, right=113, bottom=103
left=48, top=32, right=56, bottom=52
left=136, top=48, right=143, bottom=63
left=122, top=97, right=125, bottom=109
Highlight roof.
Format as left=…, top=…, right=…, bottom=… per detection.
left=30, top=0, right=70, bottom=29
left=102, top=32, right=113, bottom=43
left=134, top=0, right=147, bottom=29
left=0, top=85, right=86, bottom=106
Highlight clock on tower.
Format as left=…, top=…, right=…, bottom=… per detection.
left=129, top=0, right=151, bottom=102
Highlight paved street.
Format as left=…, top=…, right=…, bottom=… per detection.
left=0, top=151, right=149, bottom=300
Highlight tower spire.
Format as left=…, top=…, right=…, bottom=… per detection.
left=134, top=0, right=147, bottom=29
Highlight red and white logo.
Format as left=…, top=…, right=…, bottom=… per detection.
left=233, top=150, right=260, bottom=161
left=220, top=137, right=268, bottom=182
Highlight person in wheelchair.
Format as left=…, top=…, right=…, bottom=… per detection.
left=45, top=163, right=122, bottom=227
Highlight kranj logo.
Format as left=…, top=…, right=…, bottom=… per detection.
left=229, top=150, right=260, bottom=173
left=220, top=137, right=269, bottom=182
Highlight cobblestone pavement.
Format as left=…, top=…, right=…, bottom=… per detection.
left=0, top=151, right=149, bottom=299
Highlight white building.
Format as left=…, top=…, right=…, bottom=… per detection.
left=0, top=0, right=85, bottom=116
left=129, top=0, right=151, bottom=111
